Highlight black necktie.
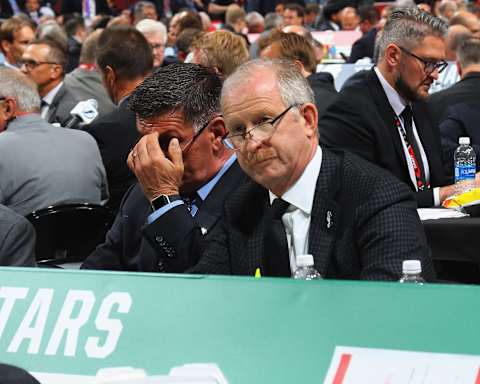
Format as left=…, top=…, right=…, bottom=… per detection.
left=263, top=198, right=291, bottom=277
left=400, top=106, right=427, bottom=187
left=182, top=193, right=201, bottom=214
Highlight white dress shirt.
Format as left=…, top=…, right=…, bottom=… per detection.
left=269, top=146, right=322, bottom=274
left=374, top=67, right=440, bottom=206
left=41, top=82, right=63, bottom=120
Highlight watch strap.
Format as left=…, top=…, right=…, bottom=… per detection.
left=150, top=194, right=182, bottom=212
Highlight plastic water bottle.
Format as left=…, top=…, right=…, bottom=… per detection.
left=293, top=254, right=322, bottom=280
left=454, top=137, right=476, bottom=194
left=399, top=260, right=425, bottom=284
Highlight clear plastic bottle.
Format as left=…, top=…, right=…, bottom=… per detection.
left=293, top=254, right=322, bottom=280
left=454, top=137, right=476, bottom=194
left=399, top=260, right=425, bottom=284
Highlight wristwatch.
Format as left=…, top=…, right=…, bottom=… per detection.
left=150, top=194, right=181, bottom=212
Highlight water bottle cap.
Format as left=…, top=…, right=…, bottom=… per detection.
left=296, top=254, right=314, bottom=267
left=402, top=260, right=422, bottom=274
left=459, top=137, right=470, bottom=145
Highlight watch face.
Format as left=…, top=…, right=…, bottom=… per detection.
left=151, top=194, right=181, bottom=211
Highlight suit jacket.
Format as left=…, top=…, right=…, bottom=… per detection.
left=81, top=161, right=248, bottom=272
left=0, top=114, right=108, bottom=216
left=318, top=69, right=447, bottom=207
left=427, top=72, right=480, bottom=128
left=307, top=72, right=337, bottom=120
left=188, top=149, right=435, bottom=281
left=83, top=97, right=139, bottom=213
left=45, top=82, right=84, bottom=128
left=65, top=68, right=116, bottom=117
left=0, top=204, right=36, bottom=267
left=347, top=27, right=377, bottom=63
left=438, top=101, right=480, bottom=180
left=61, top=0, right=110, bottom=14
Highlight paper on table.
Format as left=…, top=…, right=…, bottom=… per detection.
left=323, top=346, right=480, bottom=384
left=417, top=208, right=468, bottom=221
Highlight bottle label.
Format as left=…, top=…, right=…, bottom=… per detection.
left=455, top=164, right=476, bottom=182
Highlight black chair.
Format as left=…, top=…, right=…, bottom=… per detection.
left=26, top=203, right=114, bottom=266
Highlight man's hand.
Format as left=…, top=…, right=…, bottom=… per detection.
left=127, top=132, right=184, bottom=202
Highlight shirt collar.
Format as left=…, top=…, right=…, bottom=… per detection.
left=269, top=146, right=322, bottom=215
left=374, top=66, right=407, bottom=117
left=196, top=153, right=237, bottom=201
left=42, top=81, right=63, bottom=106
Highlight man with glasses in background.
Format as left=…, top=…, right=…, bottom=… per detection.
left=81, top=63, right=247, bottom=272
left=318, top=8, right=464, bottom=208
left=178, top=59, right=434, bottom=280
left=20, top=38, right=83, bottom=127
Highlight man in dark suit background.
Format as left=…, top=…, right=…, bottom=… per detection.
left=60, top=0, right=111, bottom=16
left=319, top=8, right=469, bottom=207
left=145, top=59, right=434, bottom=281
left=82, top=64, right=248, bottom=272
left=347, top=5, right=379, bottom=63
left=83, top=26, right=152, bottom=214
left=428, top=38, right=480, bottom=180
left=21, top=38, right=84, bottom=127
left=260, top=31, right=337, bottom=120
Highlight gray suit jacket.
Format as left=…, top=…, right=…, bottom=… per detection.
left=65, top=68, right=116, bottom=118
left=0, top=114, right=108, bottom=215
left=0, top=204, right=36, bottom=267
left=45, top=82, right=84, bottom=127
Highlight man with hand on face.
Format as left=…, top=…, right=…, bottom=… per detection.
left=180, top=59, right=434, bottom=281
left=81, top=64, right=247, bottom=272
left=319, top=8, right=466, bottom=208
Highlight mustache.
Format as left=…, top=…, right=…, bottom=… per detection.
left=243, top=148, right=276, bottom=165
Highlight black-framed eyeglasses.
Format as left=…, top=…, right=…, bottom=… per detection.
left=223, top=104, right=299, bottom=150
left=18, top=59, right=60, bottom=71
left=398, top=46, right=448, bottom=75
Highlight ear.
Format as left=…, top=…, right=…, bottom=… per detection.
left=104, top=65, right=117, bottom=100
left=293, top=59, right=305, bottom=73
left=299, top=102, right=318, bottom=138
left=2, top=98, right=17, bottom=121
left=1, top=40, right=11, bottom=55
left=206, top=116, right=228, bottom=152
left=384, top=43, right=401, bottom=68
left=50, top=64, right=64, bottom=80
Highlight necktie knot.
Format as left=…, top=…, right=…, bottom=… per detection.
left=270, top=198, right=289, bottom=220
left=400, top=105, right=413, bottom=122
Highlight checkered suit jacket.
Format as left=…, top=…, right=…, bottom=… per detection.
left=189, top=148, right=435, bottom=281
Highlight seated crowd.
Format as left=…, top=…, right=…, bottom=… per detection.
left=0, top=0, right=479, bottom=282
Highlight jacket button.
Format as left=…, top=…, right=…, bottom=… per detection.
left=155, top=235, right=163, bottom=243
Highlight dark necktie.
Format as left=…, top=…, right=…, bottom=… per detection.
left=400, top=106, right=427, bottom=188
left=182, top=193, right=202, bottom=216
left=262, top=198, right=291, bottom=277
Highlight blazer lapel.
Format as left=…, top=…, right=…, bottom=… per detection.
left=46, top=84, right=66, bottom=124
left=194, top=161, right=247, bottom=236
left=308, top=149, right=341, bottom=277
left=366, top=69, right=409, bottom=173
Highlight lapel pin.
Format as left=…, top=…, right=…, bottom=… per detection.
left=200, top=227, right=208, bottom=235
left=326, top=210, right=334, bottom=229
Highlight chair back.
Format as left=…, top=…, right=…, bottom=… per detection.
left=26, top=203, right=113, bottom=265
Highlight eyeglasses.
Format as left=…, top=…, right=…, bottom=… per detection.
left=398, top=46, right=448, bottom=75
left=223, top=104, right=298, bottom=150
left=18, top=59, right=59, bottom=71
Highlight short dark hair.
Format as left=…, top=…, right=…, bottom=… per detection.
left=96, top=26, right=153, bottom=80
left=178, top=11, right=203, bottom=33
left=30, top=37, right=68, bottom=71
left=128, top=63, right=222, bottom=132
left=285, top=3, right=305, bottom=17
left=64, top=14, right=85, bottom=36
left=176, top=28, right=203, bottom=54
left=358, top=5, right=379, bottom=24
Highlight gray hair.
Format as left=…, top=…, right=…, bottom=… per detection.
left=458, top=37, right=480, bottom=68
left=36, top=21, right=68, bottom=51
left=376, top=8, right=448, bottom=60
left=222, top=59, right=315, bottom=111
left=136, top=19, right=167, bottom=44
left=264, top=12, right=283, bottom=30
left=245, top=11, right=264, bottom=28
left=0, top=68, right=41, bottom=112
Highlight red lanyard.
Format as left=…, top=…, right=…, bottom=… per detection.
left=394, top=116, right=430, bottom=191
